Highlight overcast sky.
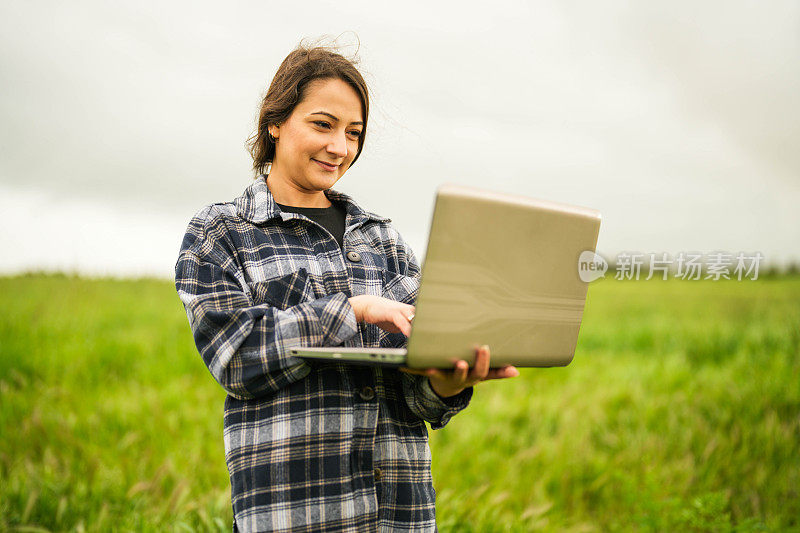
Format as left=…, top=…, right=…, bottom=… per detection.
left=1, top=0, right=798, bottom=277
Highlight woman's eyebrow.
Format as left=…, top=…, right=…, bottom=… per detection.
left=310, top=111, right=364, bottom=126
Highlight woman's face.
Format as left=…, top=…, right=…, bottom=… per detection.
left=269, top=77, right=364, bottom=194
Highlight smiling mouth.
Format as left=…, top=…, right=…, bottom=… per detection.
left=313, top=159, right=339, bottom=172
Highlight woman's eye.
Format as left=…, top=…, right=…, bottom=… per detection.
left=348, top=130, right=362, bottom=138
left=313, top=121, right=331, bottom=129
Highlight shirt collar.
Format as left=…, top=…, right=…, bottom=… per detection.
left=234, top=174, right=391, bottom=225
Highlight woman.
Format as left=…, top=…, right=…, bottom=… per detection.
left=175, top=44, right=519, bottom=532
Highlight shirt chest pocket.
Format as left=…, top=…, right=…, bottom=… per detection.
left=249, top=268, right=318, bottom=310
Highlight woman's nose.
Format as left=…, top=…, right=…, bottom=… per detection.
left=327, top=132, right=348, bottom=158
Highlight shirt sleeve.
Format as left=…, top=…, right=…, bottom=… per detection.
left=385, top=225, right=474, bottom=429
left=174, top=207, right=359, bottom=400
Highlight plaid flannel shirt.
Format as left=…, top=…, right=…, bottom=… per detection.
left=174, top=175, right=473, bottom=532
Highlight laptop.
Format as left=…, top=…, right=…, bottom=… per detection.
left=291, top=183, right=602, bottom=369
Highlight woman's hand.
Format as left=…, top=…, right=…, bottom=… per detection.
left=348, top=295, right=415, bottom=337
left=400, top=345, right=519, bottom=398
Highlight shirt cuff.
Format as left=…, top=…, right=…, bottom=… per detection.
left=304, top=292, right=359, bottom=346
left=423, top=377, right=473, bottom=409
left=400, top=370, right=474, bottom=429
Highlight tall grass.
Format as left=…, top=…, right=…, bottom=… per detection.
left=1, top=275, right=798, bottom=531
left=1, top=275, right=230, bottom=532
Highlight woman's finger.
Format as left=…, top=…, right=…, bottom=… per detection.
left=426, top=368, right=449, bottom=380
left=472, top=345, right=490, bottom=381
left=453, top=360, right=469, bottom=383
left=394, top=311, right=411, bottom=337
left=484, top=366, right=520, bottom=380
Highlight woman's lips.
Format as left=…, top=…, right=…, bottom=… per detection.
left=313, top=159, right=338, bottom=172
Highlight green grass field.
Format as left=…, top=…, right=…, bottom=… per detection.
left=1, top=274, right=798, bottom=532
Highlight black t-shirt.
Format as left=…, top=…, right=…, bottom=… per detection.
left=276, top=201, right=347, bottom=249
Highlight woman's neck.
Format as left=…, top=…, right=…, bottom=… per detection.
left=266, top=173, right=332, bottom=208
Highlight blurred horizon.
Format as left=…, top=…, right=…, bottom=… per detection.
left=1, top=0, right=798, bottom=278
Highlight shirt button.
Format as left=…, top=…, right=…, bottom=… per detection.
left=374, top=467, right=382, bottom=481
left=346, top=251, right=362, bottom=262
left=358, top=386, right=375, bottom=401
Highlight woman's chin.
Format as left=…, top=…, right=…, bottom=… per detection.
left=310, top=173, right=342, bottom=190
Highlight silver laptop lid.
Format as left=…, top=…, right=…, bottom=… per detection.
left=406, top=184, right=601, bottom=368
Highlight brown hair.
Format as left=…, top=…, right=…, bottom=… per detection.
left=247, top=44, right=370, bottom=177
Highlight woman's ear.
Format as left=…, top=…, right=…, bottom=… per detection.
left=268, top=123, right=280, bottom=141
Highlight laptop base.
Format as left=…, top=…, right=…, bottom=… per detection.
left=292, top=347, right=407, bottom=368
